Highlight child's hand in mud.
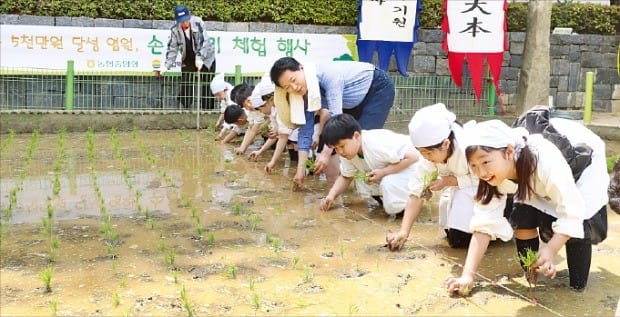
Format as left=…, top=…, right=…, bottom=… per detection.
left=320, top=196, right=334, bottom=211
left=445, top=274, right=474, bottom=296
left=264, top=161, right=276, bottom=174
left=234, top=147, right=245, bottom=156
left=248, top=151, right=260, bottom=161
left=532, top=247, right=556, bottom=279
left=292, top=169, right=305, bottom=191
left=385, top=230, right=408, bottom=251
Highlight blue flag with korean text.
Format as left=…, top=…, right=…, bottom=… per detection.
left=357, top=0, right=421, bottom=77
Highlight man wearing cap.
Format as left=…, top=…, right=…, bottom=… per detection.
left=163, top=5, right=216, bottom=110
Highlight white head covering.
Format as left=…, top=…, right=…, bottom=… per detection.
left=210, top=73, right=228, bottom=94
left=408, top=103, right=457, bottom=147
left=249, top=72, right=275, bottom=109
left=463, top=119, right=528, bottom=150
left=250, top=84, right=265, bottom=109
left=258, top=72, right=275, bottom=96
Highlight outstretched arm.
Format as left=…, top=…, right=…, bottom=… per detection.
left=445, top=232, right=491, bottom=296
left=320, top=175, right=353, bottom=211
left=386, top=194, right=424, bottom=251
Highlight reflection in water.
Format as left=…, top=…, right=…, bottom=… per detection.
left=0, top=130, right=619, bottom=316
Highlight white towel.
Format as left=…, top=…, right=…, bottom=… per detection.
left=274, top=63, right=321, bottom=129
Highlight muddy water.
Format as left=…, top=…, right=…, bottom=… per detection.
left=1, top=130, right=619, bottom=316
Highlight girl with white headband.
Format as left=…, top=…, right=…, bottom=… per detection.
left=386, top=103, right=488, bottom=250
left=446, top=119, right=608, bottom=295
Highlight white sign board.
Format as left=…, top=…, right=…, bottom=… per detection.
left=0, top=25, right=356, bottom=73
left=446, top=0, right=505, bottom=53
left=359, top=0, right=417, bottom=42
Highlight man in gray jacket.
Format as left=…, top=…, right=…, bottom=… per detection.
left=163, top=5, right=216, bottom=110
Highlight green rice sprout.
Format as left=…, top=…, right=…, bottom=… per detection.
left=348, top=303, right=360, bottom=315
left=249, top=276, right=255, bottom=291
left=518, top=248, right=539, bottom=287
left=272, top=237, right=280, bottom=253
left=207, top=233, right=215, bottom=246
left=302, top=265, right=313, bottom=283
left=292, top=256, right=300, bottom=269
left=421, top=171, right=439, bottom=200
left=165, top=248, right=176, bottom=267
left=172, top=269, right=179, bottom=284
left=222, top=264, right=237, bottom=279
left=233, top=203, right=243, bottom=215
left=353, top=171, right=370, bottom=182
left=112, top=292, right=121, bottom=307
left=147, top=219, right=156, bottom=229
left=251, top=293, right=260, bottom=310
left=304, top=158, right=316, bottom=171
left=39, top=266, right=53, bottom=293
left=180, top=285, right=194, bottom=317
left=49, top=299, right=58, bottom=317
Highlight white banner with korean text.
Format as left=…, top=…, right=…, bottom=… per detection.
left=0, top=25, right=357, bottom=73
left=359, top=0, right=416, bottom=42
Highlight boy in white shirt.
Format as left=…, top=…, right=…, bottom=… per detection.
left=319, top=113, right=420, bottom=216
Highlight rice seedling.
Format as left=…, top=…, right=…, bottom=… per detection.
left=292, top=256, right=300, bottom=269
left=250, top=213, right=261, bottom=232
left=190, top=207, right=198, bottom=219
left=147, top=219, right=156, bottom=229
left=39, top=266, right=53, bottom=293
left=222, top=264, right=237, bottom=279
left=249, top=276, right=255, bottom=291
left=271, top=237, right=280, bottom=253
left=112, top=292, right=121, bottom=307
left=518, top=248, right=539, bottom=287
left=120, top=275, right=127, bottom=288
left=421, top=171, right=439, bottom=200
left=0, top=129, right=16, bottom=153
left=233, top=202, right=243, bottom=215
left=165, top=248, right=177, bottom=267
left=195, top=224, right=203, bottom=237
left=172, top=269, right=179, bottom=284
left=180, top=285, right=194, bottom=317
left=131, top=128, right=138, bottom=140
left=302, top=265, right=313, bottom=283
left=49, top=299, right=58, bottom=317
left=251, top=293, right=260, bottom=310
left=207, top=233, right=215, bottom=246
left=304, top=158, right=316, bottom=171
left=353, top=171, right=370, bottom=182
left=340, top=243, right=345, bottom=259
left=348, top=303, right=360, bottom=315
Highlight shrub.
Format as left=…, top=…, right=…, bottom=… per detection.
left=0, top=0, right=617, bottom=35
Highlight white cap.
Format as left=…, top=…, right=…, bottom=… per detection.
left=258, top=72, right=275, bottom=96
left=463, top=119, right=528, bottom=150
left=408, top=103, right=456, bottom=147
left=210, top=73, right=228, bottom=94
left=250, top=83, right=266, bottom=109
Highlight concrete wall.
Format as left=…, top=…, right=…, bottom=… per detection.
left=1, top=14, right=618, bottom=114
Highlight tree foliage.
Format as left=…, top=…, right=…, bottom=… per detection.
left=0, top=0, right=617, bottom=34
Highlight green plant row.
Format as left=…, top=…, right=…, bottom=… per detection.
left=1, top=0, right=617, bottom=35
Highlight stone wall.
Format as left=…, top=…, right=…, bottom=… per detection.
left=1, top=14, right=618, bottom=113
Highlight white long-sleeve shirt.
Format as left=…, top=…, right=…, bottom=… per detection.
left=472, top=119, right=609, bottom=240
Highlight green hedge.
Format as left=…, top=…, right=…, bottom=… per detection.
left=1, top=0, right=617, bottom=34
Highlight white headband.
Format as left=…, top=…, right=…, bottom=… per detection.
left=463, top=120, right=528, bottom=150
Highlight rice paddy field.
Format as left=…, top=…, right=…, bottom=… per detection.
left=0, top=128, right=619, bottom=316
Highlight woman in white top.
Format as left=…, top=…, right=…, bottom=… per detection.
left=446, top=119, right=608, bottom=295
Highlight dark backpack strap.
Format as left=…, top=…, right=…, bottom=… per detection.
left=512, top=107, right=592, bottom=181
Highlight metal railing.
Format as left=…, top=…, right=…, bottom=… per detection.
left=1, top=61, right=497, bottom=121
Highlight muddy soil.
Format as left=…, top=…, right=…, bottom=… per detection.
left=1, top=129, right=619, bottom=316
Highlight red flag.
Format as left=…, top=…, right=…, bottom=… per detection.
left=442, top=0, right=507, bottom=100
